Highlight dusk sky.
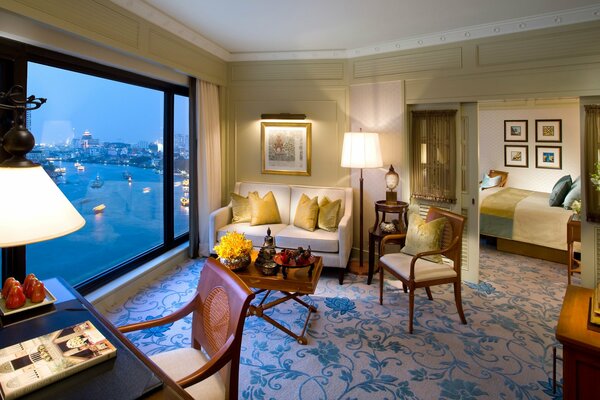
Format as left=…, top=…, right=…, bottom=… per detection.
left=27, top=62, right=188, bottom=145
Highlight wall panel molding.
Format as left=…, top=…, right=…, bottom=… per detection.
left=230, top=61, right=345, bottom=82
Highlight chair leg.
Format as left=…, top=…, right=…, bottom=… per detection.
left=402, top=283, right=407, bottom=293
left=425, top=287, right=433, bottom=300
left=453, top=282, right=467, bottom=324
left=408, top=287, right=415, bottom=334
left=379, top=265, right=384, bottom=305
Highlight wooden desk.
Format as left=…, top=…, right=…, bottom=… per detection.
left=368, top=200, right=408, bottom=285
left=567, top=215, right=581, bottom=285
left=0, top=277, right=191, bottom=400
left=556, top=285, right=600, bottom=400
left=236, top=256, right=323, bottom=345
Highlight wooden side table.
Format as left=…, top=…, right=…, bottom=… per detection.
left=556, top=285, right=600, bottom=400
left=367, top=200, right=408, bottom=285
left=567, top=215, right=581, bottom=285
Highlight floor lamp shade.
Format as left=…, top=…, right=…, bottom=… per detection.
left=341, top=131, right=383, bottom=168
left=0, top=165, right=86, bottom=247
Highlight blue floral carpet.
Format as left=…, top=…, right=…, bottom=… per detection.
left=102, top=243, right=571, bottom=399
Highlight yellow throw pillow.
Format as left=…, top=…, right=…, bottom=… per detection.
left=231, top=192, right=256, bottom=223
left=249, top=191, right=282, bottom=226
left=293, top=194, right=319, bottom=231
left=318, top=197, right=342, bottom=232
left=400, top=213, right=447, bottom=263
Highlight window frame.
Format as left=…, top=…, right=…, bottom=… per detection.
left=0, top=37, right=190, bottom=294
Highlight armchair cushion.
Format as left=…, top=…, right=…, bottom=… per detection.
left=380, top=252, right=457, bottom=282
left=400, top=213, right=447, bottom=263
left=249, top=191, right=282, bottom=225
left=318, top=197, right=341, bottom=232
left=150, top=347, right=225, bottom=400
left=293, top=194, right=319, bottom=231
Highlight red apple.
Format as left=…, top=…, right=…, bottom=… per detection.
left=5, top=285, right=26, bottom=309
left=2, top=277, right=19, bottom=299
left=25, top=278, right=39, bottom=299
left=23, top=273, right=37, bottom=297
left=30, top=280, right=46, bottom=303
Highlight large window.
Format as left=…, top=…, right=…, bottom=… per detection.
left=0, top=39, right=189, bottom=292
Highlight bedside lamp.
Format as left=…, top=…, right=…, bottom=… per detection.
left=385, top=165, right=399, bottom=204
left=0, top=86, right=85, bottom=282
left=341, top=130, right=383, bottom=270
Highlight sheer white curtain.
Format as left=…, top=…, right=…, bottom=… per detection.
left=190, top=78, right=222, bottom=257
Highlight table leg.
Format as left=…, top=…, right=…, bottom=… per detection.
left=248, top=290, right=317, bottom=345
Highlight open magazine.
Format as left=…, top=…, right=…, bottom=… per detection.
left=0, top=320, right=116, bottom=400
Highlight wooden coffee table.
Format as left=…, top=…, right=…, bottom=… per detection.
left=235, top=254, right=323, bottom=345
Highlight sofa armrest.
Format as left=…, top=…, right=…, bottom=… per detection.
left=336, top=188, right=354, bottom=268
left=208, top=205, right=232, bottom=252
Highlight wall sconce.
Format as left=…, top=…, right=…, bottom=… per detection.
left=260, top=113, right=306, bottom=120
left=0, top=86, right=85, bottom=282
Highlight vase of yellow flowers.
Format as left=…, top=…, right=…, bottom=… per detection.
left=213, top=231, right=253, bottom=271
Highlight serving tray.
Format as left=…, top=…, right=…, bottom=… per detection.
left=0, top=287, right=57, bottom=316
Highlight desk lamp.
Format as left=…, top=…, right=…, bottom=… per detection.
left=341, top=130, right=383, bottom=271
left=0, top=86, right=85, bottom=282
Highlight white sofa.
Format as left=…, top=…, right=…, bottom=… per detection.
left=209, top=182, right=353, bottom=284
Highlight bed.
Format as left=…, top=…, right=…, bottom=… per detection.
left=479, top=186, right=574, bottom=263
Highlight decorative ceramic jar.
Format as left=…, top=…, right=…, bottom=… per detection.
left=219, top=254, right=251, bottom=271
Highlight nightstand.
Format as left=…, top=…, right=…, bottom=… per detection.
left=567, top=214, right=581, bottom=285
left=367, top=200, right=408, bottom=285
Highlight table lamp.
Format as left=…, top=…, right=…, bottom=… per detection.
left=341, top=130, right=383, bottom=271
left=0, top=86, right=85, bottom=282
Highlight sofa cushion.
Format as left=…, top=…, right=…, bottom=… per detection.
left=289, top=185, right=346, bottom=225
left=231, top=192, right=255, bottom=223
left=318, top=197, right=341, bottom=231
left=293, top=194, right=319, bottom=231
left=238, top=182, right=291, bottom=224
left=275, top=225, right=339, bottom=253
left=217, top=223, right=288, bottom=247
left=249, top=191, right=282, bottom=225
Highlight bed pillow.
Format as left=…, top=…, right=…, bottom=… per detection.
left=563, top=176, right=581, bottom=209
left=549, top=175, right=572, bottom=207
left=249, top=191, right=282, bottom=226
left=317, top=197, right=342, bottom=232
left=481, top=173, right=502, bottom=190
left=293, top=194, right=319, bottom=231
left=400, top=213, right=447, bottom=263
left=231, top=192, right=257, bottom=223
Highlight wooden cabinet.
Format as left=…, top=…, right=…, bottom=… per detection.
left=556, top=285, right=600, bottom=400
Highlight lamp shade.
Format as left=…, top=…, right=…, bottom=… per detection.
left=0, top=165, right=85, bottom=247
left=340, top=131, right=383, bottom=168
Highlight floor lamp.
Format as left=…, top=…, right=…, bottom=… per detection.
left=0, top=86, right=85, bottom=283
left=341, top=130, right=383, bottom=273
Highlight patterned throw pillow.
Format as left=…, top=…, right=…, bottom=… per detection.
left=294, top=194, right=319, bottom=231
left=231, top=192, right=256, bottom=223
left=318, top=197, right=342, bottom=232
left=249, top=191, right=282, bottom=226
left=400, top=213, right=447, bottom=263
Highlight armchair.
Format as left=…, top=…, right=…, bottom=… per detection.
left=378, top=207, right=467, bottom=333
left=118, top=258, right=255, bottom=399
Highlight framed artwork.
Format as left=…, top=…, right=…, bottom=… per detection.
left=504, top=120, right=528, bottom=142
left=535, top=119, right=562, bottom=142
left=504, top=145, right=528, bottom=168
left=535, top=145, right=562, bottom=169
left=261, top=122, right=311, bottom=175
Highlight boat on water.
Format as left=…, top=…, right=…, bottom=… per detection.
left=180, top=197, right=189, bottom=207
left=93, top=204, right=106, bottom=214
left=54, top=167, right=66, bottom=175
left=143, top=187, right=151, bottom=193
left=90, top=174, right=104, bottom=189
left=74, top=162, right=81, bottom=167
left=123, top=172, right=132, bottom=180
left=76, top=164, right=85, bottom=172
left=182, top=179, right=189, bottom=187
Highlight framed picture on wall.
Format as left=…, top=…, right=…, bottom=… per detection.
left=536, top=145, right=562, bottom=169
left=535, top=119, right=562, bottom=142
left=504, top=145, right=528, bottom=168
left=504, top=120, right=528, bottom=142
left=261, top=122, right=312, bottom=175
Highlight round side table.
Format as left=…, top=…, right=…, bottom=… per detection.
left=368, top=200, right=408, bottom=285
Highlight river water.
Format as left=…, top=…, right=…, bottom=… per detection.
left=25, top=162, right=189, bottom=286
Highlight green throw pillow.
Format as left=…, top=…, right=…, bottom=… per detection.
left=563, top=176, right=581, bottom=209
left=293, top=194, right=319, bottom=231
left=231, top=192, right=256, bottom=223
left=318, top=197, right=341, bottom=232
left=549, top=175, right=572, bottom=207
left=400, top=213, right=447, bottom=263
left=249, top=191, right=282, bottom=226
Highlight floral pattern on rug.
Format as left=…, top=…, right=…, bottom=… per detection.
left=101, top=244, right=570, bottom=399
